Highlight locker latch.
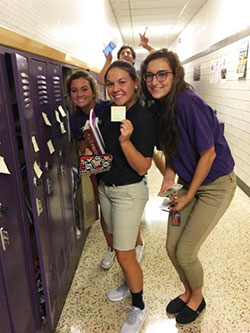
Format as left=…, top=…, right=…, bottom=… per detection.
left=35, top=198, right=43, bottom=216
left=46, top=178, right=53, bottom=196
left=33, top=176, right=42, bottom=188
left=0, top=227, right=10, bottom=252
left=44, top=161, right=52, bottom=171
left=60, top=165, right=65, bottom=176
left=0, top=203, right=8, bottom=218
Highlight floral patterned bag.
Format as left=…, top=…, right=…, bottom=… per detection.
left=79, top=153, right=113, bottom=175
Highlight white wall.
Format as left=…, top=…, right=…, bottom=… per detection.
left=171, top=0, right=250, bottom=61
left=0, top=0, right=123, bottom=69
left=184, top=37, right=250, bottom=188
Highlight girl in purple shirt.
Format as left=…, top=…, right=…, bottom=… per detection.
left=140, top=49, right=236, bottom=325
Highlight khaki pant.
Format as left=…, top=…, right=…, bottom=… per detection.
left=99, top=180, right=148, bottom=251
left=166, top=171, right=237, bottom=289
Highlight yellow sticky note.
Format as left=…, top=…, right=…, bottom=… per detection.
left=42, top=112, right=52, bottom=126
left=0, top=156, right=10, bottom=174
left=33, top=161, right=43, bottom=178
left=58, top=105, right=67, bottom=117
left=111, top=106, right=126, bottom=122
left=47, top=140, right=55, bottom=154
left=31, top=136, right=39, bottom=152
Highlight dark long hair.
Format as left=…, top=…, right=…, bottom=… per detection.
left=140, top=49, right=192, bottom=158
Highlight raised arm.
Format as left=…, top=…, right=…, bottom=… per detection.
left=97, top=52, right=112, bottom=86
left=139, top=27, right=154, bottom=52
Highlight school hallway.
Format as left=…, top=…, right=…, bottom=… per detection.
left=55, top=163, right=250, bottom=333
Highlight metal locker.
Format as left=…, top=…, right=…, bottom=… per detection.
left=0, top=53, right=36, bottom=332
left=0, top=268, right=12, bottom=333
left=29, top=58, right=68, bottom=298
left=10, top=52, right=56, bottom=329
left=47, top=62, right=77, bottom=263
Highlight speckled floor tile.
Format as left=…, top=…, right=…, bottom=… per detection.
left=56, top=165, right=250, bottom=333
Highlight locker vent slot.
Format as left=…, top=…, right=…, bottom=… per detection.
left=57, top=248, right=65, bottom=277
left=52, top=75, right=62, bottom=102
left=36, top=75, right=48, bottom=105
left=85, top=199, right=96, bottom=219
left=68, top=228, right=74, bottom=253
left=20, top=72, right=31, bottom=109
left=49, top=284, right=54, bottom=310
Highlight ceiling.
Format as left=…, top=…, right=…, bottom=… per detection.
left=108, top=0, right=208, bottom=61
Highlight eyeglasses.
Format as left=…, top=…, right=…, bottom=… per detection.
left=143, top=70, right=173, bottom=82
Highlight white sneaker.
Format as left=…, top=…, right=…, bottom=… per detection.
left=108, top=281, right=131, bottom=302
left=100, top=247, right=115, bottom=270
left=135, top=241, right=145, bottom=263
left=120, top=302, right=149, bottom=333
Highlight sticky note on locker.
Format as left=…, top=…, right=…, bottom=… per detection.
left=60, top=122, right=66, bottom=134
left=58, top=105, right=67, bottom=117
left=31, top=136, right=39, bottom=152
left=47, top=140, right=55, bottom=154
left=33, top=161, right=43, bottom=178
left=55, top=110, right=61, bottom=123
left=0, top=156, right=10, bottom=174
left=42, top=112, right=52, bottom=126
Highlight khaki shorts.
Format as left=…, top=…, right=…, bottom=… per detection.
left=98, top=180, right=148, bottom=250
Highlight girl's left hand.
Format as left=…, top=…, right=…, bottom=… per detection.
left=119, top=119, right=133, bottom=143
left=170, top=194, right=192, bottom=212
left=84, top=148, right=93, bottom=155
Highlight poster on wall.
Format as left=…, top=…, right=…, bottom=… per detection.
left=210, top=60, right=215, bottom=84
left=214, top=58, right=220, bottom=84
left=193, top=64, right=201, bottom=81
left=220, top=57, right=227, bottom=83
left=236, top=40, right=249, bottom=78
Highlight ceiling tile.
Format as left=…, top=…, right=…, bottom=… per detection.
left=109, top=0, right=208, bottom=49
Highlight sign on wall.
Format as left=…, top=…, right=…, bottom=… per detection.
left=236, top=40, right=249, bottom=78
left=193, top=64, right=201, bottom=81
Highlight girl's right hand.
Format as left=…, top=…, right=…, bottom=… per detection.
left=105, top=52, right=113, bottom=62
left=84, top=148, right=93, bottom=155
left=158, top=178, right=174, bottom=196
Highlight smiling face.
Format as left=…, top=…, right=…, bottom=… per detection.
left=118, top=47, right=135, bottom=64
left=70, top=77, right=95, bottom=111
left=106, top=67, right=138, bottom=109
left=145, top=58, right=174, bottom=100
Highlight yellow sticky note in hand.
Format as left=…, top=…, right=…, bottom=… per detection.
left=111, top=106, right=126, bottom=122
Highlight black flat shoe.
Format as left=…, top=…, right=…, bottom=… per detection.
left=166, top=296, right=187, bottom=314
left=176, top=297, right=206, bottom=324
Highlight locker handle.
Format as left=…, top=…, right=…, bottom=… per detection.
left=0, top=227, right=10, bottom=252
left=33, top=177, right=42, bottom=188
left=44, top=161, right=52, bottom=171
left=58, top=165, right=65, bottom=178
left=0, top=203, right=8, bottom=218
left=46, top=178, right=53, bottom=196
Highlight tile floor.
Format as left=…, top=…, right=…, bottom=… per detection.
left=56, top=164, right=250, bottom=333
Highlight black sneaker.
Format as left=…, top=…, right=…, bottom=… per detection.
left=166, top=296, right=187, bottom=314
left=176, top=297, right=206, bottom=324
